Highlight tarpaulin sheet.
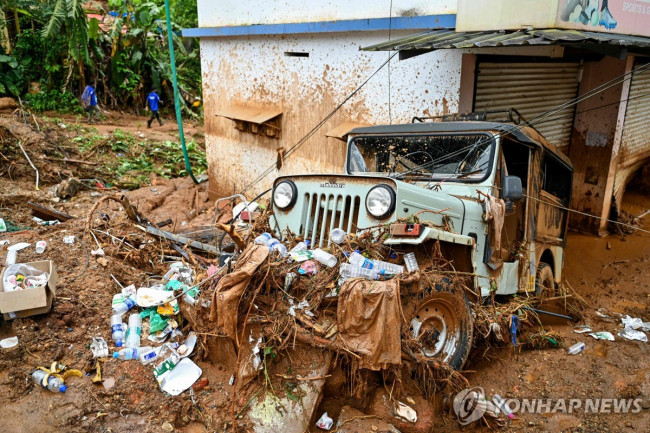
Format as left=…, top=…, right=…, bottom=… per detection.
left=337, top=279, right=402, bottom=370
left=210, top=244, right=269, bottom=343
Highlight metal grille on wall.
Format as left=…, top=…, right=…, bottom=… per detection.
left=614, top=64, right=650, bottom=206
left=474, top=62, right=580, bottom=148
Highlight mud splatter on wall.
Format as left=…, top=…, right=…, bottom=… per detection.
left=200, top=31, right=463, bottom=197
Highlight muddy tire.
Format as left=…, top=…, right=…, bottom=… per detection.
left=535, top=263, right=556, bottom=298
left=409, top=282, right=473, bottom=370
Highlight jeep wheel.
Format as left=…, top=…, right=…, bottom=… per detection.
left=535, top=263, right=556, bottom=298
left=409, top=284, right=473, bottom=370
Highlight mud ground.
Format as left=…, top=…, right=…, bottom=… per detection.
left=1, top=113, right=649, bottom=433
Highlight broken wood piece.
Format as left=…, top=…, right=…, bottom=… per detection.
left=86, top=195, right=143, bottom=232
left=146, top=225, right=218, bottom=254
left=155, top=218, right=173, bottom=228
left=27, top=201, right=74, bottom=221
left=215, top=223, right=247, bottom=251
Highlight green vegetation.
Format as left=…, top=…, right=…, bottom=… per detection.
left=0, top=0, right=201, bottom=117
left=66, top=124, right=207, bottom=188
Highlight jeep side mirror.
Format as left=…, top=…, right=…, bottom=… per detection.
left=503, top=176, right=523, bottom=202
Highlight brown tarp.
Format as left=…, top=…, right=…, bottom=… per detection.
left=337, top=279, right=402, bottom=370
left=210, top=244, right=269, bottom=343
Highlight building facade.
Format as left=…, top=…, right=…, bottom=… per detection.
left=184, top=0, right=650, bottom=234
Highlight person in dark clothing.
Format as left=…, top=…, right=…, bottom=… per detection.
left=82, top=83, right=99, bottom=123
left=146, top=89, right=163, bottom=128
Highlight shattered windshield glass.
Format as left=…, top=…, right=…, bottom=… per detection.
left=348, top=133, right=495, bottom=182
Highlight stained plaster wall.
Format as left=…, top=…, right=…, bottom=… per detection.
left=200, top=31, right=463, bottom=197
left=568, top=56, right=627, bottom=234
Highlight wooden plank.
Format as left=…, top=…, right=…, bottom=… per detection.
left=145, top=225, right=219, bottom=254
left=27, top=201, right=74, bottom=222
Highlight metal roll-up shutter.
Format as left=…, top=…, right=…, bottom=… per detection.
left=474, top=62, right=580, bottom=148
left=614, top=64, right=650, bottom=206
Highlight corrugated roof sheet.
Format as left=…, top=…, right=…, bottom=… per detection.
left=362, top=28, right=650, bottom=52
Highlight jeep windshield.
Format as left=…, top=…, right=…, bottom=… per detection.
left=348, top=133, right=495, bottom=182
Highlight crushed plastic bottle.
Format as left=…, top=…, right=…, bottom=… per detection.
left=329, top=228, right=347, bottom=244
left=113, top=346, right=154, bottom=360
left=110, top=314, right=124, bottom=347
left=125, top=313, right=142, bottom=348
left=266, top=239, right=288, bottom=257
left=312, top=249, right=337, bottom=267
left=31, top=370, right=67, bottom=393
left=404, top=252, right=419, bottom=272
left=254, top=233, right=273, bottom=245
left=567, top=342, right=585, bottom=355
left=288, top=240, right=310, bottom=255
left=112, top=293, right=136, bottom=315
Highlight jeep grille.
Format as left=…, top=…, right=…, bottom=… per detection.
left=301, top=193, right=361, bottom=247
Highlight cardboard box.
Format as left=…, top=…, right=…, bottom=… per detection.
left=0, top=260, right=57, bottom=320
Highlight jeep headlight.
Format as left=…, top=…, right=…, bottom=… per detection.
left=273, top=180, right=297, bottom=210
left=365, top=185, right=395, bottom=219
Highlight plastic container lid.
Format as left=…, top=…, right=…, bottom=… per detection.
left=116, top=341, right=123, bottom=347
left=113, top=352, right=119, bottom=358
left=59, top=385, right=67, bottom=392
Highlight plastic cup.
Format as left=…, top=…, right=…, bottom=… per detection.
left=35, top=241, right=47, bottom=254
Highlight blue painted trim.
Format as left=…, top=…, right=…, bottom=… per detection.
left=182, top=14, right=456, bottom=38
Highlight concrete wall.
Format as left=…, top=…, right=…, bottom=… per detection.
left=457, top=0, right=558, bottom=31
left=200, top=31, right=463, bottom=197
left=568, top=56, right=627, bottom=234
left=196, top=0, right=458, bottom=27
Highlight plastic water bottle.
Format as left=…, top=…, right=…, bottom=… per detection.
left=31, top=370, right=67, bottom=393
left=289, top=241, right=310, bottom=255
left=312, top=248, right=337, bottom=267
left=267, top=239, right=287, bottom=257
left=112, top=294, right=136, bottom=315
left=125, top=313, right=142, bottom=348
left=339, top=263, right=379, bottom=282
left=113, top=346, right=153, bottom=360
left=404, top=253, right=419, bottom=272
left=139, top=342, right=179, bottom=365
left=349, top=252, right=403, bottom=275
left=372, top=260, right=404, bottom=275
left=349, top=251, right=375, bottom=269
left=567, top=342, right=585, bottom=355
left=254, top=233, right=273, bottom=245
left=329, top=228, right=347, bottom=244
left=110, top=314, right=124, bottom=347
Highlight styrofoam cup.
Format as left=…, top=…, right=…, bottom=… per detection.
left=35, top=240, right=47, bottom=254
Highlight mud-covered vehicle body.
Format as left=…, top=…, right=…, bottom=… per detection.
left=269, top=116, right=573, bottom=368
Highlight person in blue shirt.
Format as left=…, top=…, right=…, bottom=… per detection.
left=82, top=83, right=99, bottom=123
left=146, top=89, right=163, bottom=128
